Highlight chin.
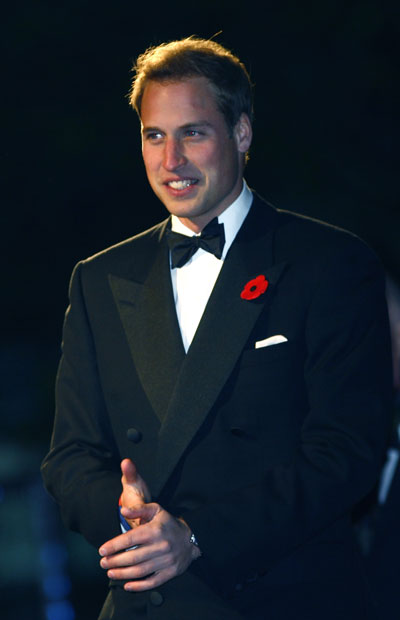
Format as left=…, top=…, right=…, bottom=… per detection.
left=164, top=200, right=205, bottom=219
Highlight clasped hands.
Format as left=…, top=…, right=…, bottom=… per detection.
left=99, top=458, right=201, bottom=591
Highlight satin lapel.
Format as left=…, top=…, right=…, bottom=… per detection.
left=109, top=232, right=185, bottom=423
left=154, top=198, right=287, bottom=496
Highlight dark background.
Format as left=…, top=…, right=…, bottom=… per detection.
left=1, top=1, right=399, bottom=618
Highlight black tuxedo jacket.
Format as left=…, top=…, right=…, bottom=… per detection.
left=42, top=193, right=393, bottom=619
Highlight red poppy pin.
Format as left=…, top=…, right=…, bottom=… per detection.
left=240, top=275, right=269, bottom=300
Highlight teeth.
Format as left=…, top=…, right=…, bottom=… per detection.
left=168, top=179, right=196, bottom=190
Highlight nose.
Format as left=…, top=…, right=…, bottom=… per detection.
left=162, top=138, right=186, bottom=170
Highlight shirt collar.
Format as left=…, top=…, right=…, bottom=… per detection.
left=170, top=180, right=253, bottom=259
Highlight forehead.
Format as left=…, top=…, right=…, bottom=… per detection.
left=140, top=77, right=222, bottom=126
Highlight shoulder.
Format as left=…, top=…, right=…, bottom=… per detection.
left=251, top=191, right=381, bottom=267
left=71, top=217, right=170, bottom=282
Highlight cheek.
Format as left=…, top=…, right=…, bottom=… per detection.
left=215, top=149, right=239, bottom=183
left=200, top=153, right=229, bottom=184
left=190, top=139, right=224, bottom=167
left=214, top=139, right=238, bottom=170
left=142, top=161, right=159, bottom=192
left=142, top=148, right=158, bottom=174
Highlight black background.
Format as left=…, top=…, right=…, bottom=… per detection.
left=1, top=1, right=399, bottom=618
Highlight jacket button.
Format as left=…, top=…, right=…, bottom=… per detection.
left=126, top=428, right=142, bottom=443
left=149, top=591, right=164, bottom=606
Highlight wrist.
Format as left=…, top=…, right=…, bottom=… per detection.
left=188, top=531, right=202, bottom=559
left=178, top=517, right=202, bottom=559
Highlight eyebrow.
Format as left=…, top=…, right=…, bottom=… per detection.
left=141, top=121, right=214, bottom=134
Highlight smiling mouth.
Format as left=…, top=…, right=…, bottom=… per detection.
left=166, top=179, right=198, bottom=190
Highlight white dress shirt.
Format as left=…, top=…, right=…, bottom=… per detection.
left=118, top=181, right=253, bottom=534
left=170, top=180, right=253, bottom=352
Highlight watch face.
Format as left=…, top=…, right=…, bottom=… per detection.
left=190, top=533, right=199, bottom=546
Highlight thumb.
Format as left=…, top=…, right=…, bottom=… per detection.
left=121, top=502, right=159, bottom=524
left=121, top=458, right=138, bottom=486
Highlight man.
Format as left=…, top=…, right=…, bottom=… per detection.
left=41, top=37, right=393, bottom=619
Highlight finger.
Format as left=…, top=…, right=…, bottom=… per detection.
left=121, top=503, right=159, bottom=523
left=99, top=514, right=160, bottom=557
left=121, top=460, right=152, bottom=503
left=124, top=567, right=176, bottom=591
left=106, top=551, right=172, bottom=581
left=99, top=530, right=140, bottom=557
left=100, top=539, right=165, bottom=569
left=121, top=458, right=138, bottom=485
left=121, top=498, right=146, bottom=514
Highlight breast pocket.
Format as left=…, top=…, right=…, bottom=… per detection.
left=226, top=340, right=307, bottom=436
left=240, top=340, right=293, bottom=368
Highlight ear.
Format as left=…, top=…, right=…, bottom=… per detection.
left=234, top=113, right=252, bottom=153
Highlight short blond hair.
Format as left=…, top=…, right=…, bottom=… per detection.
left=129, top=37, right=253, bottom=134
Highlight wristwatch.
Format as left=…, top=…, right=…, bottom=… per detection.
left=189, top=532, right=202, bottom=555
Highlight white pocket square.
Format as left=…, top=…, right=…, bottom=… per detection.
left=255, top=335, right=288, bottom=349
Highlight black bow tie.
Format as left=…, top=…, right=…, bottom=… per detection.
left=166, top=217, right=226, bottom=269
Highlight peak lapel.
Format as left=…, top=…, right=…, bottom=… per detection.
left=154, top=198, right=287, bottom=496
left=109, top=231, right=185, bottom=423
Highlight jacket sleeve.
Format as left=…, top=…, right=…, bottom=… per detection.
left=41, top=261, right=122, bottom=549
left=184, top=240, right=393, bottom=589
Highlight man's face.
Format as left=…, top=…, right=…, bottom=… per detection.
left=140, top=77, right=252, bottom=232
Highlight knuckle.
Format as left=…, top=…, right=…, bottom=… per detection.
left=164, top=566, right=177, bottom=580
left=160, top=539, right=171, bottom=553
left=123, top=566, right=141, bottom=580
left=166, top=552, right=175, bottom=568
left=132, top=566, right=145, bottom=579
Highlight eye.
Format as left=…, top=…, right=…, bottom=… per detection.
left=144, top=131, right=163, bottom=142
left=184, top=129, right=203, bottom=138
